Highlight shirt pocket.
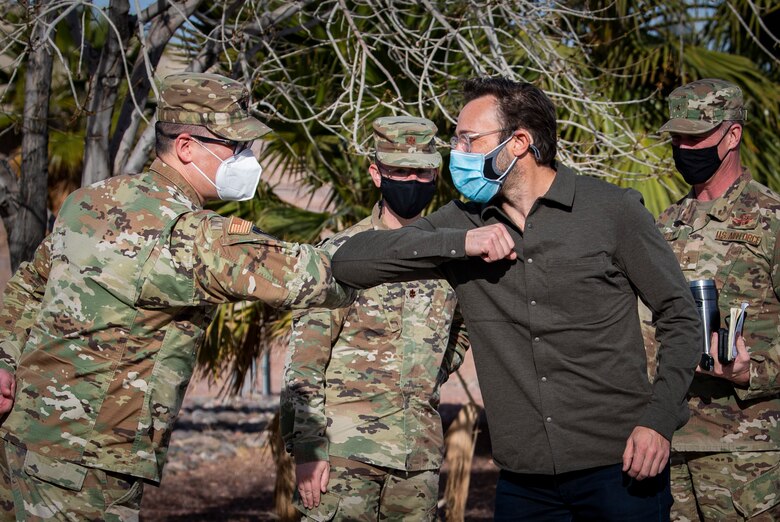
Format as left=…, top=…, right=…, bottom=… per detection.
left=546, top=254, right=612, bottom=324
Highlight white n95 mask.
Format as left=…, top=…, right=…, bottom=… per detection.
left=191, top=143, right=263, bottom=201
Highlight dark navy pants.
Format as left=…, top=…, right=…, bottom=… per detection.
left=494, top=463, right=672, bottom=521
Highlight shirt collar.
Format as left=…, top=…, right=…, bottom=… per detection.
left=540, top=165, right=576, bottom=208
left=480, top=164, right=575, bottom=221
left=371, top=201, right=391, bottom=231
left=149, top=158, right=205, bottom=207
left=674, top=168, right=752, bottom=226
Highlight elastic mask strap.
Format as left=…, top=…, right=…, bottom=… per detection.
left=191, top=161, right=218, bottom=190
left=494, top=156, right=518, bottom=182
left=189, top=137, right=227, bottom=190
left=487, top=136, right=518, bottom=182
left=191, top=137, right=225, bottom=162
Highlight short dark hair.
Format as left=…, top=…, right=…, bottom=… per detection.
left=463, top=77, right=557, bottom=167
left=155, top=121, right=208, bottom=157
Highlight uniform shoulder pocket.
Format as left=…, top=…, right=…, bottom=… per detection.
left=23, top=450, right=87, bottom=492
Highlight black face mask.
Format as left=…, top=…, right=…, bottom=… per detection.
left=672, top=127, right=732, bottom=185
left=379, top=177, right=436, bottom=219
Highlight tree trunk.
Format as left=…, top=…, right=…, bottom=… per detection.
left=80, top=0, right=132, bottom=187
left=10, top=4, right=55, bottom=270
left=111, top=0, right=204, bottom=176
left=123, top=39, right=218, bottom=175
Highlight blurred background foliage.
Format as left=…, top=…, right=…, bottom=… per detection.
left=1, top=0, right=777, bottom=391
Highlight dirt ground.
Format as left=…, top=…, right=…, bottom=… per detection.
left=140, top=408, right=499, bottom=521
left=141, top=449, right=499, bottom=521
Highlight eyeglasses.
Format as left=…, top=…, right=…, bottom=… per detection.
left=162, top=132, right=253, bottom=154
left=190, top=135, right=254, bottom=154
left=378, top=166, right=437, bottom=182
left=450, top=129, right=509, bottom=153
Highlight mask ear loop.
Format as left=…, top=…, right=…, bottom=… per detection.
left=188, top=138, right=222, bottom=190
left=488, top=139, right=539, bottom=182
left=718, top=123, right=737, bottom=155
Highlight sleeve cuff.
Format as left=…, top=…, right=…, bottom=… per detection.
left=637, top=402, right=689, bottom=441
left=734, top=354, right=776, bottom=401
left=405, top=229, right=467, bottom=259
left=0, top=360, right=16, bottom=375
left=293, top=440, right=330, bottom=464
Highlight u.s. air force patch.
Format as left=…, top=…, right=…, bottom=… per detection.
left=715, top=230, right=762, bottom=246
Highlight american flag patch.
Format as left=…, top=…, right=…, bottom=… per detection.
left=228, top=217, right=253, bottom=235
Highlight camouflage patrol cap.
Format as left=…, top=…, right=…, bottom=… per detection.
left=373, top=116, right=442, bottom=168
left=157, top=73, right=271, bottom=141
left=659, top=78, right=747, bottom=135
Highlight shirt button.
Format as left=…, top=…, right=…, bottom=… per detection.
left=413, top=250, right=418, bottom=256
left=541, top=376, right=547, bottom=382
left=450, top=249, right=457, bottom=255
left=534, top=337, right=540, bottom=342
left=527, top=223, right=533, bottom=229
left=530, top=300, right=537, bottom=306
left=527, top=258, right=533, bottom=264
left=546, top=416, right=552, bottom=423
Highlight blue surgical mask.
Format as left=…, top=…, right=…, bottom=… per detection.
left=449, top=136, right=520, bottom=203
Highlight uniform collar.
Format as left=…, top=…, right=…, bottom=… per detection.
left=371, top=201, right=391, bottom=231
left=673, top=168, right=752, bottom=226
left=149, top=158, right=205, bottom=207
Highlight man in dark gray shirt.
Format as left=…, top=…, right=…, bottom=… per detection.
left=331, top=77, right=701, bottom=520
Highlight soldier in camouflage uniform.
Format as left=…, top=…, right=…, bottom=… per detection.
left=652, top=79, right=780, bottom=520
left=0, top=72, right=352, bottom=521
left=280, top=116, right=469, bottom=521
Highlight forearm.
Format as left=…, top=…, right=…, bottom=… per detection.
left=737, top=236, right=780, bottom=400
left=735, top=337, right=779, bottom=401
left=639, top=287, right=701, bottom=438
left=331, top=227, right=466, bottom=289
left=193, top=215, right=355, bottom=310
left=280, top=310, right=336, bottom=461
left=0, top=239, right=51, bottom=373
left=443, top=308, right=469, bottom=375
left=280, top=385, right=330, bottom=462
left=618, top=191, right=700, bottom=438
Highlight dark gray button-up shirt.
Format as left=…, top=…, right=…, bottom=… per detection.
left=332, top=167, right=700, bottom=475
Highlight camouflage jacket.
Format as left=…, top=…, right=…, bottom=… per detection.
left=0, top=159, right=351, bottom=483
left=656, top=169, right=779, bottom=451
left=280, top=203, right=469, bottom=471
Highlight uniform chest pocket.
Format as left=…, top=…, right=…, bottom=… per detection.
left=718, top=242, right=771, bottom=309
left=345, top=284, right=402, bottom=337
left=546, top=255, right=614, bottom=324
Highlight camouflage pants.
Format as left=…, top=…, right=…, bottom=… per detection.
left=295, top=456, right=438, bottom=521
left=670, top=451, right=780, bottom=521
left=0, top=440, right=143, bottom=521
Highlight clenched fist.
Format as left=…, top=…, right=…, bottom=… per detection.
left=465, top=223, right=517, bottom=262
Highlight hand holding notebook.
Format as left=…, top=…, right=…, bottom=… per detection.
left=717, top=302, right=748, bottom=364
